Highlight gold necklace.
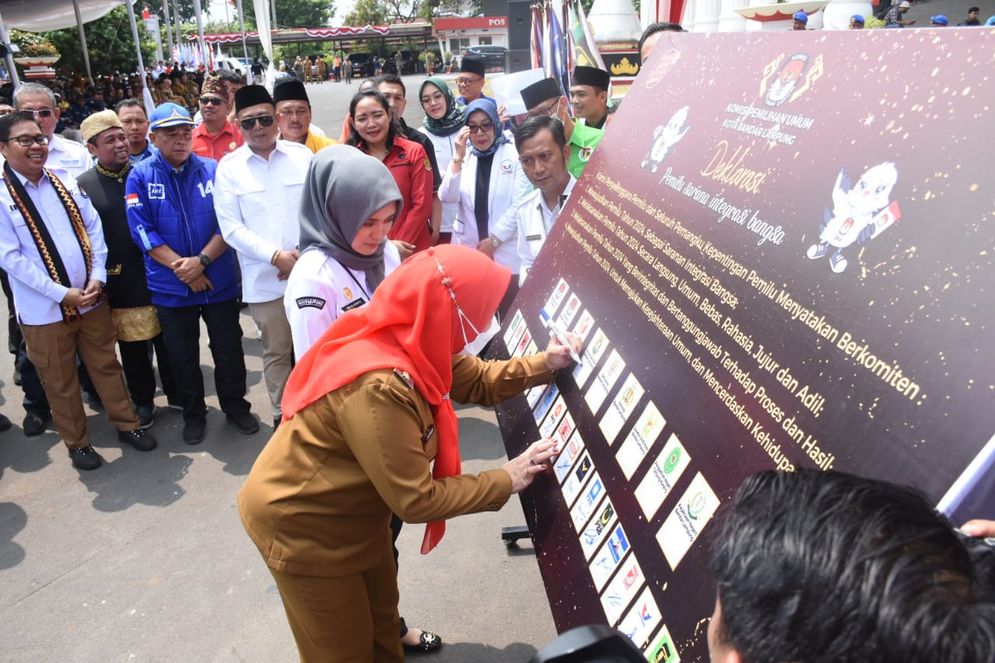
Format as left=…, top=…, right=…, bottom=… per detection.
left=96, top=161, right=130, bottom=183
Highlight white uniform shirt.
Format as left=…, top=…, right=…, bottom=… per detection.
left=214, top=140, right=312, bottom=303
left=496, top=176, right=576, bottom=283
left=47, top=134, right=94, bottom=179
left=438, top=140, right=531, bottom=274
left=284, top=242, right=402, bottom=357
left=0, top=168, right=108, bottom=325
left=418, top=127, right=458, bottom=233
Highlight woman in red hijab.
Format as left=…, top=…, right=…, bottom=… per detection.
left=238, top=245, right=578, bottom=662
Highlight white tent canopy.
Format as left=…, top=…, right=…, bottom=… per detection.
left=0, top=0, right=127, bottom=33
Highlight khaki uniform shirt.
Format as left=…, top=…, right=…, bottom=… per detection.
left=238, top=353, right=553, bottom=577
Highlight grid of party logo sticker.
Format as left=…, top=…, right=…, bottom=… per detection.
left=531, top=280, right=691, bottom=660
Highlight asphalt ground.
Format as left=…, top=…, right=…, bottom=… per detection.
left=0, top=76, right=558, bottom=662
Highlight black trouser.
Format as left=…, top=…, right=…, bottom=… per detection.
left=0, top=269, right=21, bottom=356
left=156, top=298, right=250, bottom=423
left=118, top=332, right=178, bottom=407
left=15, top=338, right=49, bottom=416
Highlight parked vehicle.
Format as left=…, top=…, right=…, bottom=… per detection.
left=461, top=45, right=508, bottom=72
left=347, top=53, right=374, bottom=78
left=215, top=56, right=249, bottom=76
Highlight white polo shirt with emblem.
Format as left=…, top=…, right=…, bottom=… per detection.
left=47, top=134, right=94, bottom=178
left=284, top=243, right=402, bottom=358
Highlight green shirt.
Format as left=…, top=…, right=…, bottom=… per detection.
left=568, top=121, right=604, bottom=179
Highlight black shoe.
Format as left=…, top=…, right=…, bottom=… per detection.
left=0, top=413, right=10, bottom=431
left=273, top=416, right=282, bottom=430
left=226, top=411, right=259, bottom=435
left=135, top=403, right=155, bottom=429
left=402, top=629, right=443, bottom=653
left=22, top=412, right=50, bottom=436
left=118, top=428, right=157, bottom=451
left=69, top=445, right=102, bottom=470
left=12, top=368, right=21, bottom=386
left=183, top=418, right=207, bottom=445
left=166, top=398, right=183, bottom=411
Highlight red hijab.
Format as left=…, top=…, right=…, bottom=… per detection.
left=281, top=245, right=511, bottom=553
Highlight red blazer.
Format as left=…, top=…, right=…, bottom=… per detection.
left=379, top=137, right=434, bottom=253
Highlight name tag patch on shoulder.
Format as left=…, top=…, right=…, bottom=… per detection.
left=296, top=296, right=326, bottom=309
left=421, top=424, right=436, bottom=444
left=341, top=297, right=367, bottom=311
left=393, top=368, right=414, bottom=389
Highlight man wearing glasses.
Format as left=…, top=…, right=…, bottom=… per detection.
left=11, top=82, right=97, bottom=434
left=0, top=111, right=156, bottom=469
left=13, top=82, right=92, bottom=177
left=519, top=77, right=603, bottom=180
left=455, top=58, right=491, bottom=107
left=191, top=76, right=243, bottom=162
left=272, top=78, right=336, bottom=154
left=214, top=86, right=312, bottom=430
left=126, top=102, right=258, bottom=445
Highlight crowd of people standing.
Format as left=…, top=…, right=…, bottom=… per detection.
left=0, top=53, right=612, bottom=658
left=2, top=18, right=994, bottom=661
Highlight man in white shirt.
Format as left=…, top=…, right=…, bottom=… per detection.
left=214, top=86, right=312, bottom=429
left=492, top=116, right=575, bottom=283
left=0, top=111, right=156, bottom=470
left=13, top=82, right=93, bottom=177
left=13, top=81, right=101, bottom=424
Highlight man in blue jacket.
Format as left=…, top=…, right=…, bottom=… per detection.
left=126, top=103, right=258, bottom=444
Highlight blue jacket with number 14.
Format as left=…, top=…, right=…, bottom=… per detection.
left=125, top=150, right=238, bottom=307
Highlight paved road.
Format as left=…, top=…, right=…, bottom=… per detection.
left=0, top=75, right=557, bottom=662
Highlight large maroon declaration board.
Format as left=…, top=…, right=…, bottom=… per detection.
left=493, top=27, right=995, bottom=661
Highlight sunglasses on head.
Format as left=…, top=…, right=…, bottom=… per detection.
left=239, top=115, right=275, bottom=130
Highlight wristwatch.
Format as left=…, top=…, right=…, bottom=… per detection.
left=198, top=253, right=211, bottom=267
left=489, top=235, right=502, bottom=248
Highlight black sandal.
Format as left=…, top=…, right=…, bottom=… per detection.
left=402, top=629, right=443, bottom=653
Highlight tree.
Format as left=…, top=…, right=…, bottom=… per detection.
left=22, top=7, right=157, bottom=77
left=344, top=0, right=390, bottom=25
left=241, top=0, right=336, bottom=28
left=159, top=0, right=214, bottom=24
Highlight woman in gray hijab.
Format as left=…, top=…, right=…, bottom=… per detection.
left=284, top=145, right=404, bottom=358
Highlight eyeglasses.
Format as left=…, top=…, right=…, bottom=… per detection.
left=199, top=96, right=225, bottom=106
left=26, top=108, right=54, bottom=118
left=0, top=108, right=12, bottom=117
left=456, top=77, right=482, bottom=86
left=467, top=121, right=494, bottom=134
left=4, top=135, right=49, bottom=147
left=420, top=92, right=445, bottom=105
left=529, top=99, right=559, bottom=118
left=239, top=115, right=275, bottom=130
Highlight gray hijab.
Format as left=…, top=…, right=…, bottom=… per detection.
left=298, top=145, right=403, bottom=294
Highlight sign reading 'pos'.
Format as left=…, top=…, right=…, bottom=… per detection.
left=495, top=28, right=995, bottom=660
